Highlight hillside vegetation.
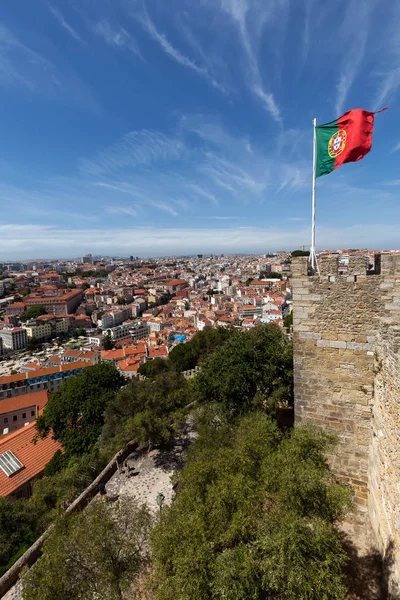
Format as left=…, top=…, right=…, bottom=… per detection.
left=0, top=325, right=352, bottom=599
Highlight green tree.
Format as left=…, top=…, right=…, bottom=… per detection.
left=195, top=324, right=293, bottom=416
left=103, top=331, right=114, bottom=350
left=27, top=337, right=42, bottom=352
left=284, top=311, right=293, bottom=329
left=150, top=413, right=351, bottom=600
left=20, top=288, right=31, bottom=297
left=291, top=249, right=310, bottom=257
left=22, top=497, right=151, bottom=600
left=0, top=498, right=39, bottom=576
left=76, top=327, right=87, bottom=337
left=116, top=296, right=127, bottom=305
left=168, top=343, right=197, bottom=372
left=81, top=282, right=90, bottom=291
left=20, top=305, right=47, bottom=322
left=138, top=357, right=170, bottom=379
left=36, top=363, right=124, bottom=456
left=102, top=371, right=190, bottom=449
left=245, top=277, right=253, bottom=286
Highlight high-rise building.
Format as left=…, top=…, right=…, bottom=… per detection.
left=81, top=253, right=93, bottom=264
left=0, top=328, right=28, bottom=351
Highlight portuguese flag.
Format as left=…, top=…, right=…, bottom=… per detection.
left=315, top=108, right=387, bottom=178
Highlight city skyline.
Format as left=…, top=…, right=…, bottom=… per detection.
left=1, top=0, right=400, bottom=258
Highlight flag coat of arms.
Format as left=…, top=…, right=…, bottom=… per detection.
left=315, top=108, right=382, bottom=178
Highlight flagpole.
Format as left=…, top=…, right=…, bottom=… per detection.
left=310, top=117, right=318, bottom=273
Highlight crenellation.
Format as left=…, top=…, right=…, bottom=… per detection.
left=292, top=252, right=400, bottom=591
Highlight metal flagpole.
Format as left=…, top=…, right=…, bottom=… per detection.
left=310, top=118, right=319, bottom=274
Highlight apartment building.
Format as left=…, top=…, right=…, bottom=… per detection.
left=0, top=362, right=90, bottom=401
left=0, top=327, right=28, bottom=351
left=24, top=289, right=83, bottom=316
left=22, top=315, right=70, bottom=341
left=0, top=390, right=49, bottom=436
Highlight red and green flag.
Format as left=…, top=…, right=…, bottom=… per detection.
left=315, top=108, right=387, bottom=178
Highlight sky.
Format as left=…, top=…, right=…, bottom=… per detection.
left=1, top=0, right=400, bottom=259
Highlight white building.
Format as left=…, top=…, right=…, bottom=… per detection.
left=0, top=328, right=28, bottom=351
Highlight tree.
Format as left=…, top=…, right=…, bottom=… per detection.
left=20, top=288, right=31, bottom=297
left=150, top=413, right=351, bottom=600
left=103, top=331, right=114, bottom=350
left=102, top=371, right=190, bottom=449
left=27, top=337, right=42, bottom=352
left=168, top=343, right=197, bottom=372
left=81, top=282, right=90, bottom=291
left=36, top=363, right=124, bottom=456
left=22, top=497, right=151, bottom=600
left=284, top=311, right=293, bottom=329
left=138, top=358, right=170, bottom=379
left=116, top=296, right=127, bottom=305
left=194, top=324, right=293, bottom=416
left=245, top=277, right=253, bottom=286
left=291, top=249, right=310, bottom=257
left=20, top=305, right=47, bottom=322
left=0, top=498, right=39, bottom=576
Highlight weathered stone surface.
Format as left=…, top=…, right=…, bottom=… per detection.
left=292, top=253, right=400, bottom=593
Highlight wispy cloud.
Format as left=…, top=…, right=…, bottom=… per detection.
left=2, top=223, right=400, bottom=259
left=136, top=5, right=228, bottom=94
left=392, top=142, right=400, bottom=153
left=334, top=0, right=375, bottom=115
left=93, top=21, right=142, bottom=58
left=219, top=0, right=282, bottom=122
left=80, top=130, right=185, bottom=177
left=48, top=4, right=85, bottom=44
left=186, top=183, right=218, bottom=205
left=384, top=179, right=400, bottom=186
left=0, top=25, right=52, bottom=90
left=374, top=1, right=400, bottom=107
left=106, top=205, right=138, bottom=217
left=0, top=24, right=99, bottom=111
left=147, top=200, right=178, bottom=217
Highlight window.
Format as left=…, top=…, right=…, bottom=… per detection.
left=22, top=413, right=26, bottom=419
left=0, top=450, right=24, bottom=477
left=13, top=415, right=17, bottom=422
left=31, top=410, right=35, bottom=416
left=3, top=417, right=8, bottom=424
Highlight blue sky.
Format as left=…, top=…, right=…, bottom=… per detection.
left=0, top=0, right=399, bottom=259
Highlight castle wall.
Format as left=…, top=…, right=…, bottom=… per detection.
left=292, top=253, right=400, bottom=586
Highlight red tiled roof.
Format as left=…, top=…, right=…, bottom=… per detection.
left=0, top=422, right=62, bottom=497
left=0, top=390, right=49, bottom=416
left=0, top=361, right=90, bottom=386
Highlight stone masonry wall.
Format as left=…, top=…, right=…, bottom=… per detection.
left=292, top=253, right=400, bottom=587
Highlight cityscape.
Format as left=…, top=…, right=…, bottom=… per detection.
left=1, top=0, right=400, bottom=597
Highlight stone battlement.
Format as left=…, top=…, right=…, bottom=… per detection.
left=292, top=253, right=400, bottom=590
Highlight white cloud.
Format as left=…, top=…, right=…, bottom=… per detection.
left=136, top=7, right=228, bottom=94
left=1, top=223, right=400, bottom=259
left=374, top=1, right=400, bottom=107
left=218, top=0, right=282, bottom=122
left=48, top=4, right=85, bottom=44
left=93, top=21, right=142, bottom=58
left=392, top=142, right=400, bottom=153
left=80, top=130, right=185, bottom=177
left=186, top=183, right=218, bottom=205
left=0, top=24, right=99, bottom=111
left=106, top=205, right=138, bottom=217
left=334, top=0, right=376, bottom=115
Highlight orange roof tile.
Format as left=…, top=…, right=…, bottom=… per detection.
left=0, top=422, right=62, bottom=497
left=0, top=390, right=49, bottom=416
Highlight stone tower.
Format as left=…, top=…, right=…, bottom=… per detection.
left=292, top=253, right=400, bottom=589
